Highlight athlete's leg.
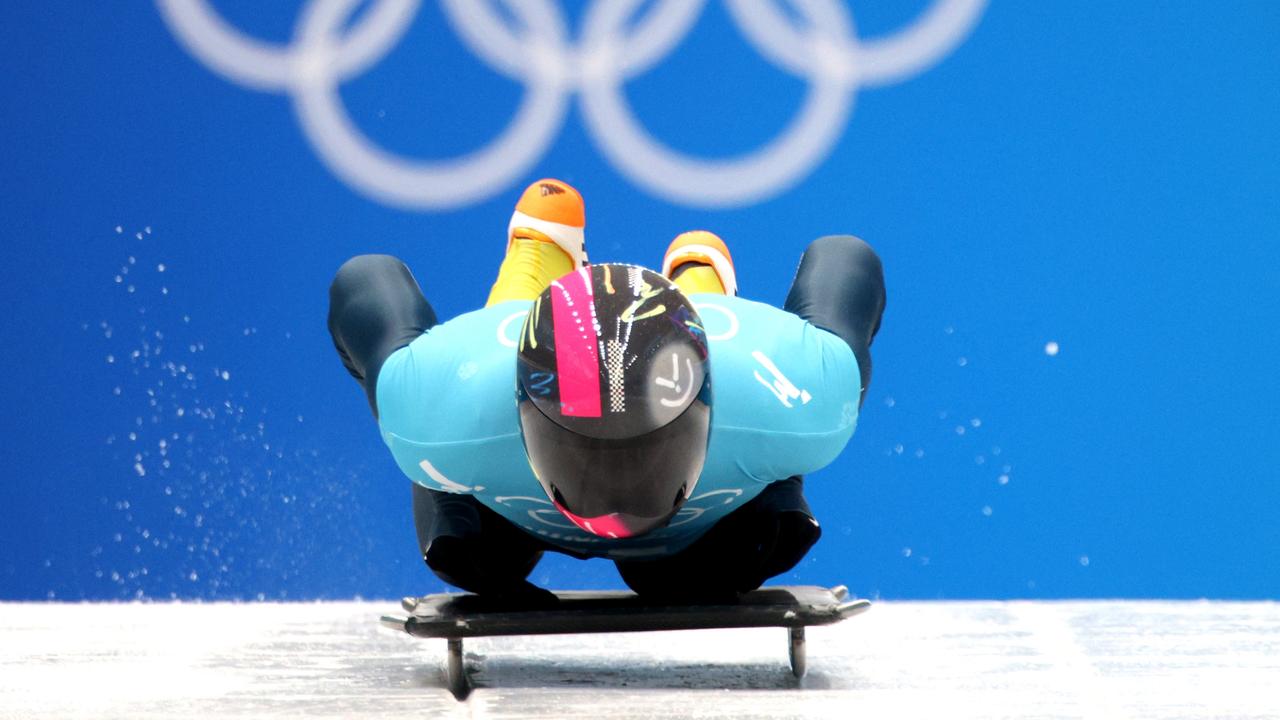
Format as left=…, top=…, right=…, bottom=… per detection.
left=486, top=179, right=586, bottom=306
left=614, top=477, right=820, bottom=598
left=784, top=235, right=886, bottom=408
left=412, top=484, right=556, bottom=603
left=328, top=254, right=437, bottom=416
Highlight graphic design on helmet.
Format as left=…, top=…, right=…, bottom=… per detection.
left=517, top=264, right=711, bottom=539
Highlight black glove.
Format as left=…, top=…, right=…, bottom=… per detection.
left=738, top=510, right=822, bottom=593
left=425, top=536, right=557, bottom=608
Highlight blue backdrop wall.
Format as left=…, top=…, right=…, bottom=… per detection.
left=2, top=1, right=1277, bottom=601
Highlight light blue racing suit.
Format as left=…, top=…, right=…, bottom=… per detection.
left=375, top=295, right=861, bottom=561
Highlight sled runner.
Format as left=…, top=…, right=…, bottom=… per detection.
left=380, top=584, right=869, bottom=700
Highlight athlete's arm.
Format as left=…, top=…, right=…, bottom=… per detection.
left=783, top=235, right=886, bottom=408
left=328, top=254, right=438, bottom=417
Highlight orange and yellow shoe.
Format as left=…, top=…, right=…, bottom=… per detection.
left=487, top=179, right=587, bottom=306
left=662, top=230, right=737, bottom=297
left=508, top=178, right=588, bottom=268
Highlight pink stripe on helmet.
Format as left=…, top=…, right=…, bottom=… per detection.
left=550, top=268, right=602, bottom=417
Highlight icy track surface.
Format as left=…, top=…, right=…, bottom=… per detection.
left=2, top=601, right=1278, bottom=719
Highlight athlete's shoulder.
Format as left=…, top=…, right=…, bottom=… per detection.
left=376, top=300, right=531, bottom=445
left=691, top=292, right=859, bottom=439
left=420, top=300, right=534, bottom=347
left=686, top=293, right=793, bottom=331
left=688, top=293, right=853, bottom=369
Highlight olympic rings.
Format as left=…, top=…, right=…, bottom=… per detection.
left=155, top=0, right=986, bottom=209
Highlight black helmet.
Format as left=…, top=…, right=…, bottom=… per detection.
left=516, top=264, right=711, bottom=539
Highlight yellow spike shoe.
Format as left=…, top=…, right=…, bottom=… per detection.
left=487, top=179, right=588, bottom=306
left=509, top=178, right=588, bottom=267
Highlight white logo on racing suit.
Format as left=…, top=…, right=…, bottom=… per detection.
left=752, top=350, right=812, bottom=408
left=418, top=458, right=472, bottom=493
left=691, top=302, right=739, bottom=341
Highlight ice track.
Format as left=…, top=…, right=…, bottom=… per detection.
left=2, top=600, right=1277, bottom=718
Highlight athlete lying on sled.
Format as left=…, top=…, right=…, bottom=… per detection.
left=328, top=179, right=886, bottom=603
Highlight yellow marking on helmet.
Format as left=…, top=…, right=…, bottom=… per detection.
left=622, top=302, right=667, bottom=322
left=621, top=278, right=668, bottom=322
left=527, top=296, right=542, bottom=350
left=519, top=294, right=540, bottom=351
left=603, top=265, right=615, bottom=294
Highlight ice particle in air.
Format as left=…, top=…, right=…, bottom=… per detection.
left=220, top=370, right=230, bottom=380
left=134, top=462, right=146, bottom=477
left=1045, top=341, right=1060, bottom=356
left=982, top=505, right=993, bottom=516
left=957, top=356, right=968, bottom=367
left=115, top=226, right=123, bottom=234
left=998, top=474, right=1010, bottom=485
left=1079, top=555, right=1090, bottom=567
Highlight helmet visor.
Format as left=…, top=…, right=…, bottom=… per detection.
left=520, top=398, right=710, bottom=538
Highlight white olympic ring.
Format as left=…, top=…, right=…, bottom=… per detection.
left=156, top=0, right=985, bottom=209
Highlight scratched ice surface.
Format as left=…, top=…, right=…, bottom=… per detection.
left=2, top=601, right=1278, bottom=719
